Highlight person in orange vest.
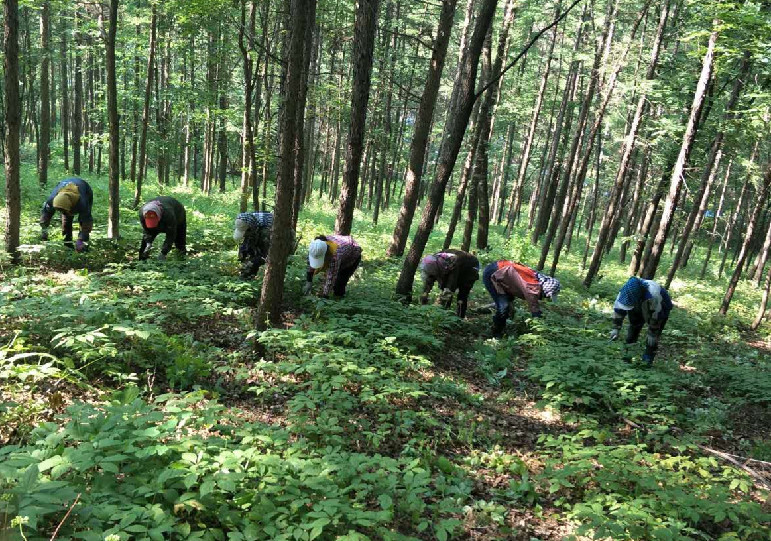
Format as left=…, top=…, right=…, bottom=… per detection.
left=482, top=260, right=561, bottom=337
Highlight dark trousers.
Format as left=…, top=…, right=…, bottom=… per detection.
left=333, top=254, right=361, bottom=297
left=483, top=262, right=510, bottom=334
left=61, top=214, right=92, bottom=243
left=626, top=308, right=668, bottom=358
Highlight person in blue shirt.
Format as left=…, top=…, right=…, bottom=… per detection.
left=40, top=177, right=93, bottom=252
left=610, top=277, right=673, bottom=366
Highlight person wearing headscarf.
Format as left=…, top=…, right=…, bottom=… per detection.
left=233, top=211, right=274, bottom=279
left=419, top=249, right=479, bottom=318
left=482, top=260, right=561, bottom=337
left=304, top=235, right=362, bottom=298
left=138, top=196, right=187, bottom=260
left=610, top=277, right=673, bottom=366
left=40, top=177, right=93, bottom=252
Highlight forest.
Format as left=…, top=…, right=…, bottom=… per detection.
left=1, top=0, right=771, bottom=539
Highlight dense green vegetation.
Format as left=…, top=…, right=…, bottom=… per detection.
left=2, top=163, right=769, bottom=540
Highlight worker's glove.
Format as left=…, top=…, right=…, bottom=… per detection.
left=157, top=252, right=167, bottom=261
left=609, top=328, right=620, bottom=341
left=531, top=311, right=543, bottom=318
left=75, top=240, right=86, bottom=253
left=642, top=353, right=654, bottom=367
left=40, top=228, right=49, bottom=241
left=302, top=281, right=313, bottom=296
left=439, top=288, right=453, bottom=304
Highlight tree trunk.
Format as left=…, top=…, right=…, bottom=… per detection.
left=60, top=15, right=69, bottom=171
left=532, top=42, right=580, bottom=242
left=134, top=6, right=156, bottom=208
left=291, top=0, right=317, bottom=228
left=641, top=23, right=718, bottom=280
left=335, top=0, right=381, bottom=234
left=550, top=4, right=647, bottom=277
left=664, top=51, right=750, bottom=287
left=256, top=0, right=314, bottom=328
left=38, top=1, right=50, bottom=186
left=720, top=163, right=771, bottom=315
left=505, top=4, right=560, bottom=231
left=537, top=0, right=614, bottom=271
left=239, top=0, right=256, bottom=211
left=395, top=0, right=497, bottom=300
left=752, top=259, right=771, bottom=330
left=73, top=13, right=82, bottom=175
left=105, top=0, right=120, bottom=239
left=751, top=214, right=771, bottom=286
left=4, top=0, right=20, bottom=263
left=582, top=0, right=669, bottom=285
left=700, top=159, right=731, bottom=278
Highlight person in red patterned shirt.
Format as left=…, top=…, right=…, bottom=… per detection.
left=303, top=235, right=362, bottom=298
left=482, top=260, right=561, bottom=337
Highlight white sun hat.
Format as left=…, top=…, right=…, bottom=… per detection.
left=308, top=239, right=328, bottom=269
left=233, top=217, right=249, bottom=242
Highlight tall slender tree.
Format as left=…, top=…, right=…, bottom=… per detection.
left=104, top=0, right=120, bottom=239
left=4, top=0, right=20, bottom=263
left=641, top=22, right=718, bottom=279
left=256, top=0, right=315, bottom=328
left=335, top=0, right=381, bottom=234
left=38, top=1, right=50, bottom=187
left=394, top=0, right=498, bottom=300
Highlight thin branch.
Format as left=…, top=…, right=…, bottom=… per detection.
left=697, top=444, right=771, bottom=491
left=474, top=0, right=586, bottom=101
left=49, top=493, right=81, bottom=541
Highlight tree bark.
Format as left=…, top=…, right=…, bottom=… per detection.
left=335, top=0, right=381, bottom=234
left=256, top=0, right=314, bottom=328
left=4, top=0, right=20, bottom=263
left=133, top=6, right=156, bottom=208
left=73, top=13, right=82, bottom=175
left=700, top=159, right=731, bottom=278
left=720, top=162, right=771, bottom=315
left=664, top=51, right=751, bottom=287
left=60, top=15, right=69, bottom=171
left=505, top=4, right=560, bottom=230
left=38, top=1, right=50, bottom=187
left=291, top=0, right=317, bottom=229
left=582, top=0, right=668, bottom=286
left=104, top=0, right=120, bottom=239
left=394, top=0, right=497, bottom=300
left=641, top=23, right=718, bottom=280
left=537, top=0, right=614, bottom=271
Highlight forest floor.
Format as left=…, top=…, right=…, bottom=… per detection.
left=1, top=165, right=770, bottom=540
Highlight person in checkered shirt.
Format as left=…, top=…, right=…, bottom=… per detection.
left=233, top=212, right=274, bottom=279
left=303, top=235, right=362, bottom=298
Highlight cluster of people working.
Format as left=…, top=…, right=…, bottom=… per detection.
left=40, top=177, right=672, bottom=367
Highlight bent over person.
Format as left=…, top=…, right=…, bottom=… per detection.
left=419, top=249, right=479, bottom=318
left=304, top=235, right=362, bottom=298
left=234, top=211, right=274, bottom=279
left=139, top=196, right=187, bottom=261
left=40, top=177, right=93, bottom=252
left=482, top=260, right=561, bottom=337
left=610, top=277, right=673, bottom=367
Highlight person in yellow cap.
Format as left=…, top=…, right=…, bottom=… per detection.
left=40, top=177, right=93, bottom=252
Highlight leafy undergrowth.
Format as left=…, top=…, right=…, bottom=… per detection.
left=1, top=166, right=770, bottom=540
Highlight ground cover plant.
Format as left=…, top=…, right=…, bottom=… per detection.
left=1, top=161, right=770, bottom=541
